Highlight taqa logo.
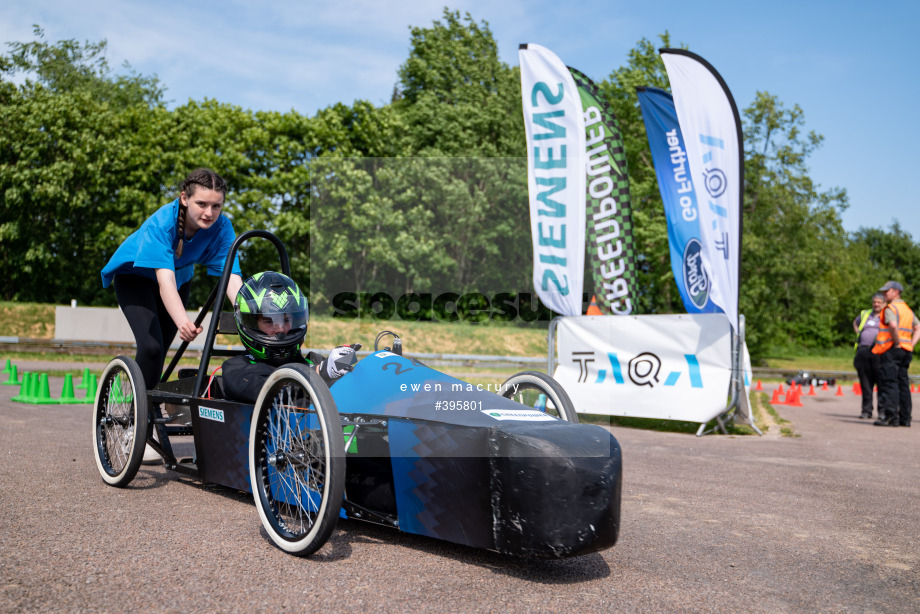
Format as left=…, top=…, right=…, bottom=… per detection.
left=570, top=350, right=704, bottom=389
left=703, top=167, right=727, bottom=198
left=683, top=239, right=710, bottom=309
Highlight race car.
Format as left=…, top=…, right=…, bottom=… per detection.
left=785, top=371, right=837, bottom=387
left=91, top=231, right=622, bottom=559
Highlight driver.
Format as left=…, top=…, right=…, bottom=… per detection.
left=221, top=271, right=358, bottom=403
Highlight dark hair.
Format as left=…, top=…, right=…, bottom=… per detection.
left=175, top=168, right=228, bottom=258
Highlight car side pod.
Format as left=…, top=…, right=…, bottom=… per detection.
left=490, top=421, right=622, bottom=559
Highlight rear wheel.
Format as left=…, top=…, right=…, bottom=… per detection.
left=500, top=371, right=579, bottom=423
left=249, top=364, right=345, bottom=556
left=92, top=356, right=148, bottom=487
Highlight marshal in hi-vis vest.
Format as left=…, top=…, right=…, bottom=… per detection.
left=872, top=300, right=915, bottom=354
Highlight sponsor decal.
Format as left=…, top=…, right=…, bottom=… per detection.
left=571, top=350, right=704, bottom=389
left=482, top=409, right=558, bottom=422
left=198, top=406, right=225, bottom=423
left=375, top=351, right=398, bottom=358
left=682, top=239, right=711, bottom=309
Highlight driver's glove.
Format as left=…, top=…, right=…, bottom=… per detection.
left=323, top=344, right=361, bottom=379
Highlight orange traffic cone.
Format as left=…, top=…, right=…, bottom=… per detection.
left=835, top=385, right=844, bottom=397
left=771, top=388, right=783, bottom=405
left=787, top=387, right=803, bottom=406
left=755, top=379, right=763, bottom=391
left=821, top=381, right=828, bottom=392
left=586, top=295, right=602, bottom=316
left=778, top=383, right=785, bottom=394
left=853, top=382, right=862, bottom=395
left=807, top=384, right=817, bottom=396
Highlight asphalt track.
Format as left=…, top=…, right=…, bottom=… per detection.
left=1, top=372, right=919, bottom=612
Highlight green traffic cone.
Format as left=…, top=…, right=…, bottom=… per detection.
left=76, top=367, right=91, bottom=390
left=11, top=372, right=32, bottom=402
left=79, top=373, right=98, bottom=403
left=15, top=372, right=38, bottom=404
left=3, top=364, right=21, bottom=386
left=1, top=358, right=11, bottom=374
left=35, top=373, right=57, bottom=405
left=58, top=373, right=82, bottom=404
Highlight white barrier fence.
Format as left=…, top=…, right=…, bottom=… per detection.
left=551, top=314, right=752, bottom=426
left=54, top=306, right=214, bottom=348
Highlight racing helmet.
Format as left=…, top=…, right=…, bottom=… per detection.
left=234, top=271, right=308, bottom=363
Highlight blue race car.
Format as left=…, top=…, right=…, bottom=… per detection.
left=92, top=231, right=622, bottom=559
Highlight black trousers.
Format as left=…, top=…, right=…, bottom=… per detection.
left=877, top=347, right=913, bottom=425
left=114, top=273, right=191, bottom=390
left=853, top=345, right=879, bottom=416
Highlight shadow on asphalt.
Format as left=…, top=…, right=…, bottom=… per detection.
left=129, top=461, right=611, bottom=583
left=310, top=518, right=610, bottom=583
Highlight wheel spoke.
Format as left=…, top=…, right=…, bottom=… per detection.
left=99, top=370, right=136, bottom=473
left=260, top=384, right=328, bottom=537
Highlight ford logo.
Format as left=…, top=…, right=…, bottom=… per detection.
left=682, top=239, right=710, bottom=309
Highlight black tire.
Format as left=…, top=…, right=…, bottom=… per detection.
left=92, top=356, right=148, bottom=487
left=249, top=364, right=345, bottom=556
left=500, top=371, right=580, bottom=423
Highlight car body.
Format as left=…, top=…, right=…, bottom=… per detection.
left=92, top=230, right=622, bottom=559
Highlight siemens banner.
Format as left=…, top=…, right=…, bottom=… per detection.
left=519, top=43, right=586, bottom=317
left=636, top=86, right=722, bottom=315
left=660, top=49, right=743, bottom=331
left=553, top=314, right=733, bottom=423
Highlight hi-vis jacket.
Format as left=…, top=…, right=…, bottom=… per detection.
left=873, top=300, right=916, bottom=354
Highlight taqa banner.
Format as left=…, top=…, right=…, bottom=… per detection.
left=570, top=67, right=637, bottom=315
left=553, top=314, right=732, bottom=423
left=519, top=43, right=586, bottom=317
left=660, top=49, right=743, bottom=331
left=636, top=86, right=722, bottom=315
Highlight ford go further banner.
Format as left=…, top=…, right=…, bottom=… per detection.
left=636, top=86, right=722, bottom=315
left=660, top=49, right=743, bottom=331
left=519, top=43, right=586, bottom=317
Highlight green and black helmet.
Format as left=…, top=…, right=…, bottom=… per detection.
left=234, top=271, right=308, bottom=363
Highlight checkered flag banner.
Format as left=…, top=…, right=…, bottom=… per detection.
left=569, top=67, right=638, bottom=315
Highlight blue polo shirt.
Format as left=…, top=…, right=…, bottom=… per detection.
left=101, top=199, right=242, bottom=289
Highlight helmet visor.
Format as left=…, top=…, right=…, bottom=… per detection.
left=239, top=309, right=307, bottom=344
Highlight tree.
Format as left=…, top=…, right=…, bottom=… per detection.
left=597, top=34, right=680, bottom=314
left=0, top=29, right=168, bottom=304
left=740, top=91, right=860, bottom=354
left=394, top=8, right=523, bottom=157
left=850, top=223, right=920, bottom=300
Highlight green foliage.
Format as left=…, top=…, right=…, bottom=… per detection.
left=850, top=223, right=920, bottom=297
left=740, top=91, right=859, bottom=354
left=0, top=29, right=168, bottom=304
left=2, top=18, right=918, bottom=361
left=597, top=33, right=681, bottom=314
left=395, top=8, right=523, bottom=157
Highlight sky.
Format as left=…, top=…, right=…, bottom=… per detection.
left=2, top=0, right=918, bottom=240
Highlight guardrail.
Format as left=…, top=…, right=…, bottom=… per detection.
left=10, top=336, right=908, bottom=380
left=0, top=337, right=545, bottom=369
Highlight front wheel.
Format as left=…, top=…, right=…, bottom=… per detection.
left=92, top=356, right=148, bottom=487
left=249, top=364, right=345, bottom=556
left=500, top=371, right=579, bottom=423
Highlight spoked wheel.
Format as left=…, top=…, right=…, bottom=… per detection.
left=500, top=371, right=580, bottom=423
left=92, top=356, right=149, bottom=487
left=249, top=364, right=345, bottom=556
